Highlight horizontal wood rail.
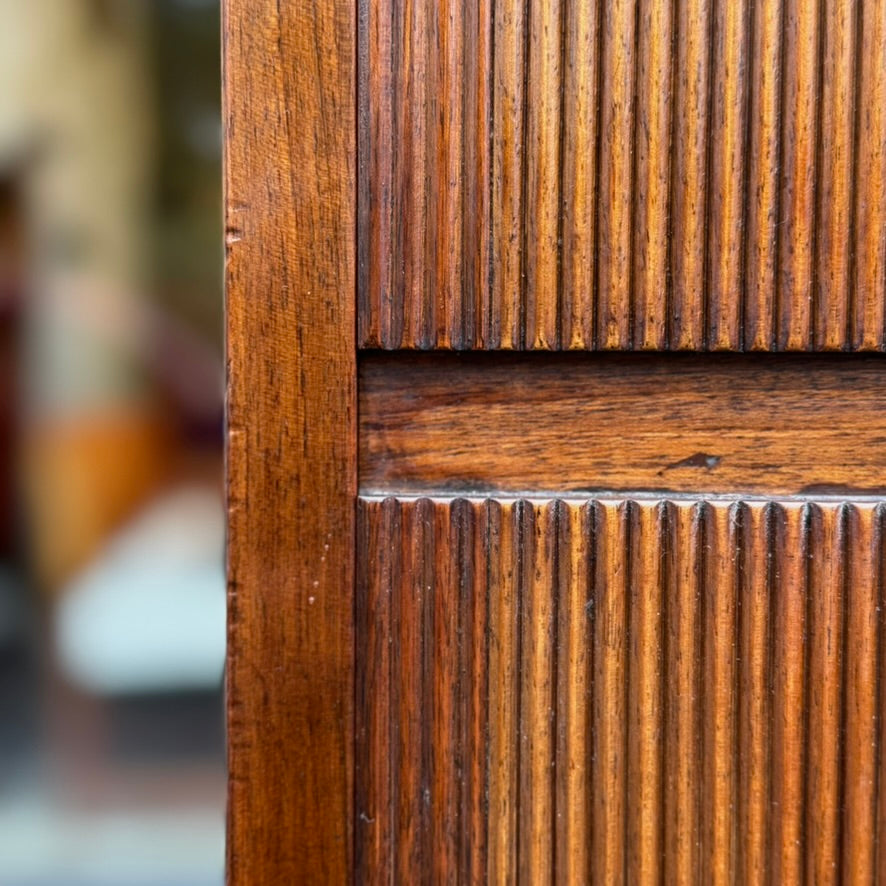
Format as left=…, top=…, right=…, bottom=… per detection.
left=360, top=353, right=886, bottom=496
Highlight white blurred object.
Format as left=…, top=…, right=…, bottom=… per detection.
left=55, top=484, right=225, bottom=695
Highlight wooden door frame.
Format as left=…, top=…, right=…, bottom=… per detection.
left=224, top=1, right=356, bottom=881
left=223, top=1, right=886, bottom=882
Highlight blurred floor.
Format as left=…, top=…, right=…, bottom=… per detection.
left=0, top=789, right=222, bottom=886
left=0, top=645, right=224, bottom=886
left=0, top=481, right=225, bottom=885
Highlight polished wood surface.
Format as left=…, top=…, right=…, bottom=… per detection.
left=356, top=495, right=886, bottom=884
left=361, top=353, right=886, bottom=495
left=359, top=0, right=886, bottom=351
left=228, top=0, right=886, bottom=881
left=224, top=0, right=355, bottom=882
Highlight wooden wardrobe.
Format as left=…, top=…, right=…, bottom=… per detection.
left=225, top=0, right=886, bottom=881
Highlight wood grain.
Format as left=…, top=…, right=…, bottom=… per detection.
left=356, top=495, right=886, bottom=883
left=736, top=502, right=772, bottom=884
left=360, top=353, right=886, bottom=495
left=706, top=0, right=750, bottom=350
left=853, top=0, right=886, bottom=349
left=359, top=0, right=886, bottom=350
left=227, top=2, right=886, bottom=882
left=224, top=0, right=355, bottom=882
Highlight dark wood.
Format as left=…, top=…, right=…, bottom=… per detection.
left=356, top=495, right=886, bottom=883
left=358, top=0, right=886, bottom=350
left=360, top=353, right=886, bottom=495
left=227, top=0, right=886, bottom=881
left=224, top=0, right=355, bottom=882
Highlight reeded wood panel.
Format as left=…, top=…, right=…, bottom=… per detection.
left=356, top=496, right=886, bottom=883
left=359, top=0, right=886, bottom=351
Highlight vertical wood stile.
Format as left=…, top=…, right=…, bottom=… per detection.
left=554, top=502, right=592, bottom=883
left=842, top=504, right=882, bottom=882
left=596, top=0, right=638, bottom=349
left=560, top=0, right=600, bottom=349
left=815, top=0, right=857, bottom=349
left=701, top=502, right=738, bottom=884
left=707, top=0, right=751, bottom=349
left=225, top=0, right=357, bottom=873
left=590, top=500, right=629, bottom=885
left=663, top=501, right=701, bottom=882
left=625, top=501, right=663, bottom=884
left=632, top=0, right=674, bottom=350
left=852, top=0, right=886, bottom=350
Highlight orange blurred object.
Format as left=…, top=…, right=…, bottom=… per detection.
left=22, top=407, right=175, bottom=592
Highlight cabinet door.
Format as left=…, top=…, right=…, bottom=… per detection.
left=226, top=0, right=886, bottom=882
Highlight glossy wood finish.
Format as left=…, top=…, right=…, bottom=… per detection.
left=356, top=495, right=886, bottom=884
left=224, top=0, right=355, bottom=882
left=228, top=0, right=886, bottom=881
left=359, top=0, right=886, bottom=351
left=361, top=353, right=886, bottom=495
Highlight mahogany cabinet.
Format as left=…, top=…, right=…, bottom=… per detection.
left=225, top=0, right=886, bottom=881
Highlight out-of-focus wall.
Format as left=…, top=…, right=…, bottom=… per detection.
left=0, top=0, right=153, bottom=413
left=0, top=5, right=224, bottom=882
left=0, top=0, right=166, bottom=589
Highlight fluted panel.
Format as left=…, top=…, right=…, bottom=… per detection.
left=356, top=496, right=886, bottom=883
left=359, top=0, right=886, bottom=351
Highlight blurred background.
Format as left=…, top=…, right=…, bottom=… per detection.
left=0, top=2, right=224, bottom=884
